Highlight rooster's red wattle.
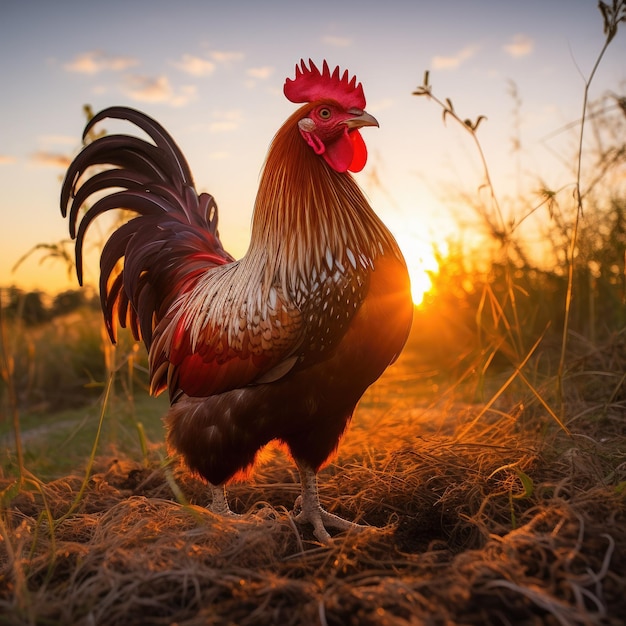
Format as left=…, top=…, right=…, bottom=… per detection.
left=61, top=59, right=413, bottom=542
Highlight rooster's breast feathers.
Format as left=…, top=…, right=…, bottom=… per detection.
left=149, top=261, right=305, bottom=399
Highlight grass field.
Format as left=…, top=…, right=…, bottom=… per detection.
left=1, top=329, right=625, bottom=625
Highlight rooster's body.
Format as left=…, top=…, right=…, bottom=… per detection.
left=62, top=60, right=413, bottom=541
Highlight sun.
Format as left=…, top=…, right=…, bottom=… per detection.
left=408, top=263, right=435, bottom=306
left=394, top=233, right=441, bottom=306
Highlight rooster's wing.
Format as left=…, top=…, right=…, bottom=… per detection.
left=149, top=268, right=305, bottom=400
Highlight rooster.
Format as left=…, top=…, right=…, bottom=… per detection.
left=61, top=59, right=413, bottom=542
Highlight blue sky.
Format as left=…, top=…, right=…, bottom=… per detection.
left=1, top=0, right=624, bottom=298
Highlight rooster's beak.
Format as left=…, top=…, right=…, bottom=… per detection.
left=345, top=110, right=379, bottom=130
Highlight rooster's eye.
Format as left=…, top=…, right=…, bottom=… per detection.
left=318, top=108, right=332, bottom=120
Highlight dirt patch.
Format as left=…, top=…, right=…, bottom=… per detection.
left=1, top=405, right=625, bottom=625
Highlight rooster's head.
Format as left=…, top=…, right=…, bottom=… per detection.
left=284, top=59, right=378, bottom=174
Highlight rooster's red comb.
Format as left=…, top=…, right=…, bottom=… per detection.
left=284, top=59, right=366, bottom=110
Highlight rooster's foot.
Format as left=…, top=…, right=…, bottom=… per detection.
left=292, top=462, right=368, bottom=543
left=292, top=495, right=367, bottom=543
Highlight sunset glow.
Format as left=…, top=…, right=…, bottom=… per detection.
left=394, top=233, right=440, bottom=306
left=409, top=264, right=435, bottom=307
left=1, top=1, right=623, bottom=300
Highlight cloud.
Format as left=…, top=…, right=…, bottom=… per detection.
left=27, top=135, right=77, bottom=168
left=208, top=110, right=242, bottom=133
left=190, top=111, right=242, bottom=133
left=432, top=44, right=479, bottom=70
left=64, top=50, right=138, bottom=74
left=322, top=35, right=352, bottom=47
left=172, top=50, right=245, bottom=77
left=503, top=34, right=534, bottom=58
left=246, top=66, right=274, bottom=80
left=0, top=155, right=16, bottom=165
left=210, top=50, right=244, bottom=63
left=30, top=152, right=71, bottom=168
left=39, top=135, right=76, bottom=147
left=122, top=75, right=197, bottom=106
left=173, top=54, right=216, bottom=76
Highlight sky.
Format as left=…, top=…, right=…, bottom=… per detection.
left=1, top=0, right=624, bottom=303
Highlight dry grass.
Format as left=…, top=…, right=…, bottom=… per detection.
left=1, top=373, right=624, bottom=626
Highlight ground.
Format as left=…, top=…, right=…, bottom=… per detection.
left=1, top=349, right=625, bottom=625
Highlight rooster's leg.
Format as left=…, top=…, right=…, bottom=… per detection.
left=208, top=483, right=235, bottom=515
left=292, top=462, right=367, bottom=543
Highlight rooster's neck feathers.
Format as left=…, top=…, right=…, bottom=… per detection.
left=247, top=107, right=401, bottom=304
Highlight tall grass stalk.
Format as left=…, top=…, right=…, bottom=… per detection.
left=54, top=371, right=113, bottom=526
left=413, top=73, right=505, bottom=239
left=557, top=0, right=626, bottom=413
left=0, top=514, right=33, bottom=622
left=456, top=329, right=553, bottom=439
left=0, top=290, right=25, bottom=487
